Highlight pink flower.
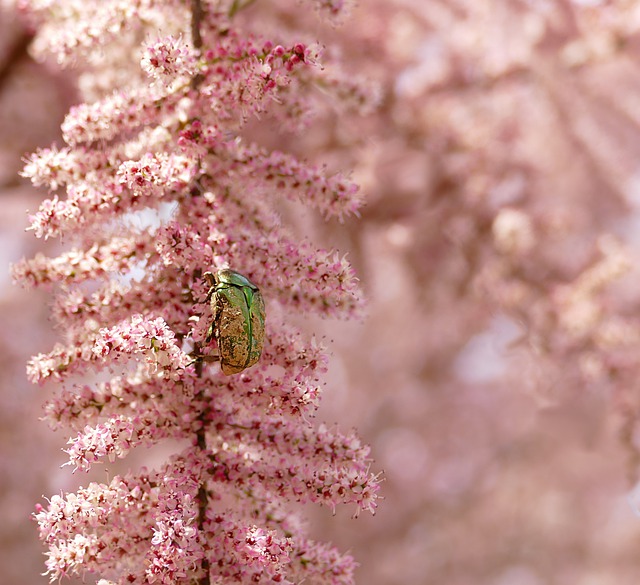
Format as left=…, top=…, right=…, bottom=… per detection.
left=141, top=35, right=196, bottom=86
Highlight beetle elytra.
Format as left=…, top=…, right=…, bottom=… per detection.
left=204, top=268, right=265, bottom=375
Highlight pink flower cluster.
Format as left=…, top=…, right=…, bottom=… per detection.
left=15, top=0, right=379, bottom=583
left=14, top=0, right=378, bottom=585
left=141, top=35, right=196, bottom=85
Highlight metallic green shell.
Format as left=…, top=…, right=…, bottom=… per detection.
left=209, top=269, right=265, bottom=375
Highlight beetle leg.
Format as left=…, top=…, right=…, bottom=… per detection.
left=203, top=271, right=216, bottom=304
left=206, top=322, right=215, bottom=343
left=187, top=351, right=220, bottom=366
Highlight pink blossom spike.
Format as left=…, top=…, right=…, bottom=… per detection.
left=16, top=0, right=379, bottom=583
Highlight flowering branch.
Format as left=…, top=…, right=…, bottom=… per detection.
left=15, top=0, right=379, bottom=583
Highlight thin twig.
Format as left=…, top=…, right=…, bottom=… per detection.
left=190, top=4, right=210, bottom=579
left=0, top=31, right=33, bottom=95
left=196, top=427, right=211, bottom=585
left=191, top=0, right=204, bottom=50
left=191, top=0, right=204, bottom=89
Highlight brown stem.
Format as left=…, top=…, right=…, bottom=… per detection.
left=191, top=0, right=203, bottom=50
left=190, top=6, right=208, bottom=581
left=196, top=426, right=211, bottom=585
left=195, top=342, right=210, bottom=584
left=191, top=0, right=204, bottom=89
left=0, top=31, right=33, bottom=95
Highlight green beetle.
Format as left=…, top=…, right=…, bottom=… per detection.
left=204, top=268, right=265, bottom=375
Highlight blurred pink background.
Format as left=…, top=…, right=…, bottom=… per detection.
left=6, top=1, right=640, bottom=584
